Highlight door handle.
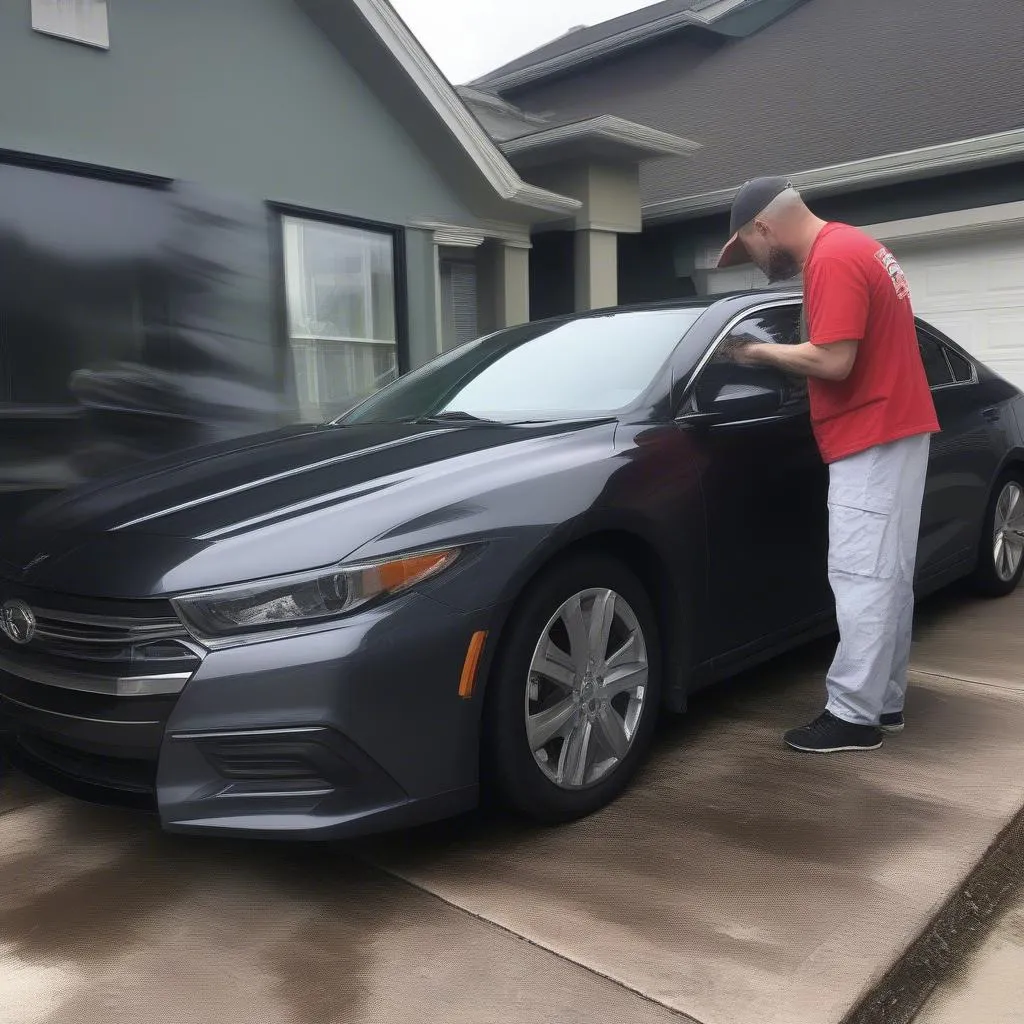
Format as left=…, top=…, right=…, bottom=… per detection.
left=982, top=407, right=1000, bottom=423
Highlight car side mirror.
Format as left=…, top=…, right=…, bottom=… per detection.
left=679, top=365, right=786, bottom=426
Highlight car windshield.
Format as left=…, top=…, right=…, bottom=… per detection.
left=337, top=308, right=707, bottom=425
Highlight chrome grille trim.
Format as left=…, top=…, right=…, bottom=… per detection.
left=32, top=609, right=188, bottom=639
left=0, top=602, right=203, bottom=696
left=0, top=651, right=192, bottom=696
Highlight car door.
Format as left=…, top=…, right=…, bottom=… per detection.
left=915, top=324, right=1002, bottom=580
left=677, top=301, right=831, bottom=662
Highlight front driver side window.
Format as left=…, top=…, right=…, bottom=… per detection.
left=692, top=305, right=807, bottom=416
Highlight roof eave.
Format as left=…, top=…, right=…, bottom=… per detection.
left=642, top=127, right=1024, bottom=224
left=298, top=0, right=580, bottom=217
left=502, top=116, right=702, bottom=167
left=456, top=86, right=550, bottom=127
left=469, top=0, right=753, bottom=94
left=472, top=12, right=704, bottom=93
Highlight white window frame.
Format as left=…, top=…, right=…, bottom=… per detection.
left=281, top=214, right=400, bottom=420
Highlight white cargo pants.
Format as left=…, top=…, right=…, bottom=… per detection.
left=824, top=432, right=931, bottom=726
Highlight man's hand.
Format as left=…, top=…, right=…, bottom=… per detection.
left=717, top=336, right=762, bottom=365
left=716, top=335, right=858, bottom=381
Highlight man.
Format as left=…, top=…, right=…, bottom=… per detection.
left=717, top=177, right=939, bottom=753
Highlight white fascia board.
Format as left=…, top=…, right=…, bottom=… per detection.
left=456, top=86, right=549, bottom=127
left=691, top=200, right=1024, bottom=270
left=688, top=0, right=755, bottom=24
left=350, top=0, right=580, bottom=217
left=866, top=200, right=1024, bottom=245
left=471, top=2, right=748, bottom=93
left=409, top=219, right=533, bottom=249
left=502, top=116, right=702, bottom=160
left=643, top=128, right=1024, bottom=224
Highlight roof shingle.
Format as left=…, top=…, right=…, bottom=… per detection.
left=495, top=0, right=1024, bottom=207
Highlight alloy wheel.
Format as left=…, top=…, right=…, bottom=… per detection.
left=524, top=588, right=649, bottom=790
left=993, top=480, right=1024, bottom=582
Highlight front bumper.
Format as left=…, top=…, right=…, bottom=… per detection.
left=0, top=590, right=488, bottom=838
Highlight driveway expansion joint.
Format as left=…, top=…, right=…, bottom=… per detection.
left=841, top=799, right=1024, bottom=1024
left=360, top=853, right=707, bottom=1024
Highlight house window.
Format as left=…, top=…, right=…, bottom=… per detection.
left=32, top=0, right=110, bottom=49
left=439, top=254, right=479, bottom=352
left=282, top=216, right=399, bottom=421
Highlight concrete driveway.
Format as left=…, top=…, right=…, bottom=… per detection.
left=2, top=586, right=1023, bottom=1024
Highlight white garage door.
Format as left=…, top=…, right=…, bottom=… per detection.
left=894, top=231, right=1024, bottom=391
left=701, top=228, right=1024, bottom=391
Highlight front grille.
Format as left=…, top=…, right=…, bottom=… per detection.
left=0, top=583, right=191, bottom=805
left=0, top=584, right=202, bottom=697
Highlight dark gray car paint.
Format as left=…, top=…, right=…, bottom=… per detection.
left=3, top=291, right=1023, bottom=838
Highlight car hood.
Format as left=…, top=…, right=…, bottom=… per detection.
left=1, top=420, right=615, bottom=597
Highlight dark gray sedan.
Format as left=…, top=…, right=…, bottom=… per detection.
left=2, top=291, right=1023, bottom=838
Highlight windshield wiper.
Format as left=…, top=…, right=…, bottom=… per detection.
left=414, top=411, right=499, bottom=424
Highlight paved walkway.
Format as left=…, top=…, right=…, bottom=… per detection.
left=2, top=586, right=1022, bottom=1024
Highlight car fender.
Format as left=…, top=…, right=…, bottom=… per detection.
left=468, top=501, right=702, bottom=714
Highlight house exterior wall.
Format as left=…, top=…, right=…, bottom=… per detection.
left=0, top=0, right=519, bottom=409
left=0, top=0, right=532, bottom=523
left=0, top=0, right=477, bottom=226
left=620, top=163, right=1024, bottom=305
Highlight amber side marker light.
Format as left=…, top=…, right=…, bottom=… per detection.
left=459, top=630, right=488, bottom=699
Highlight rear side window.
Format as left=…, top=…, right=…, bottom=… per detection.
left=945, top=347, right=974, bottom=384
left=917, top=331, right=953, bottom=388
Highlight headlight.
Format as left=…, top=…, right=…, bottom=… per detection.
left=172, top=548, right=460, bottom=642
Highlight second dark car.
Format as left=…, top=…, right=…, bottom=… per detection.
left=2, top=291, right=1023, bottom=837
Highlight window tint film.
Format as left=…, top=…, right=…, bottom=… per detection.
left=944, top=347, right=974, bottom=384
left=695, top=305, right=806, bottom=415
left=917, top=330, right=954, bottom=389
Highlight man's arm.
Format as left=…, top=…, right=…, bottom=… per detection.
left=734, top=338, right=859, bottom=381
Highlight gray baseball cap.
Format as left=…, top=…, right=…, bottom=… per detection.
left=716, top=176, right=793, bottom=269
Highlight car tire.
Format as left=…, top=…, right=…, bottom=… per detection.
left=483, top=553, right=662, bottom=824
left=968, top=470, right=1024, bottom=598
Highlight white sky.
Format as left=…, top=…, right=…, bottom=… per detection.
left=390, top=0, right=656, bottom=84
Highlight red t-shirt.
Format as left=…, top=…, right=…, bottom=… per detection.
left=804, top=223, right=939, bottom=463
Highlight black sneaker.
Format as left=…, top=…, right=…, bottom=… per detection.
left=784, top=711, right=883, bottom=753
left=880, top=712, right=905, bottom=734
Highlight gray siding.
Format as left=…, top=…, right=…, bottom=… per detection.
left=0, top=0, right=518, bottom=368
left=0, top=0, right=475, bottom=227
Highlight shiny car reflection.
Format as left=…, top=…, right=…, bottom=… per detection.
left=2, top=292, right=1023, bottom=838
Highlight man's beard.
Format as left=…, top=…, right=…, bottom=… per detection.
left=756, top=246, right=801, bottom=284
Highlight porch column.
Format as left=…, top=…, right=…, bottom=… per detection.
left=496, top=241, right=531, bottom=327
left=478, top=239, right=531, bottom=334
left=574, top=229, right=618, bottom=310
